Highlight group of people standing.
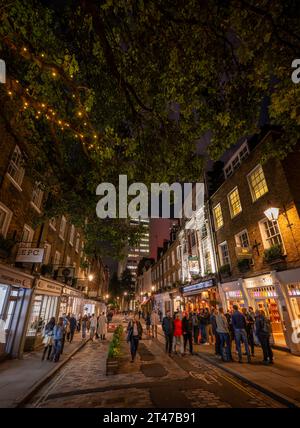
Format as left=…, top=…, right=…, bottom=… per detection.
left=161, top=305, right=274, bottom=365
left=42, top=311, right=111, bottom=363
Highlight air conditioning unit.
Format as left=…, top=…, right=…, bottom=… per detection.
left=57, top=266, right=75, bottom=279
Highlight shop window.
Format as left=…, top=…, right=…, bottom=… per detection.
left=247, top=164, right=268, bottom=202
left=27, top=295, right=58, bottom=337
left=7, top=145, right=25, bottom=190
left=228, top=187, right=242, bottom=218
left=259, top=219, right=283, bottom=249
left=219, top=241, right=230, bottom=266
left=0, top=202, right=12, bottom=238
left=213, top=203, right=223, bottom=230
left=0, top=284, right=9, bottom=317
left=59, top=216, right=67, bottom=240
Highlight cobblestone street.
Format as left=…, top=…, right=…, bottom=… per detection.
left=26, top=322, right=285, bottom=408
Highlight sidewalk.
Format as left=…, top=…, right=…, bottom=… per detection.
left=155, top=323, right=300, bottom=407
left=0, top=333, right=89, bottom=408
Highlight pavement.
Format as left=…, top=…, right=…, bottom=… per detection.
left=0, top=332, right=89, bottom=408
left=22, top=317, right=286, bottom=408
left=155, top=324, right=300, bottom=407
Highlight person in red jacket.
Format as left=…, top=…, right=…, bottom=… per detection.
left=172, top=313, right=184, bottom=356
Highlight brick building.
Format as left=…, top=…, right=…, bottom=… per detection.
left=209, top=128, right=300, bottom=354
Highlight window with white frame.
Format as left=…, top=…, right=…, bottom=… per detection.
left=202, top=237, right=212, bottom=273
left=49, top=217, right=56, bottom=230
left=191, top=231, right=196, bottom=247
left=259, top=219, right=283, bottom=249
left=213, top=203, right=224, bottom=230
left=247, top=164, right=268, bottom=202
left=171, top=250, right=175, bottom=266
left=219, top=241, right=230, bottom=266
left=224, top=142, right=249, bottom=178
left=75, top=234, right=80, bottom=252
left=22, top=224, right=34, bottom=247
left=7, top=146, right=25, bottom=189
left=54, top=250, right=61, bottom=266
left=31, top=183, right=43, bottom=211
left=228, top=187, right=242, bottom=218
left=0, top=202, right=12, bottom=238
left=235, top=229, right=250, bottom=248
left=43, top=243, right=51, bottom=264
left=69, top=224, right=75, bottom=246
left=66, top=256, right=71, bottom=266
left=59, top=216, right=67, bottom=240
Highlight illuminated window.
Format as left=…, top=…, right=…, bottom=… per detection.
left=235, top=229, right=250, bottom=248
left=213, top=203, right=224, bottom=230
left=259, top=219, right=283, bottom=249
left=228, top=187, right=242, bottom=218
left=247, top=164, right=268, bottom=202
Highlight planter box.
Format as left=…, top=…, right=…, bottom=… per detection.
left=106, top=357, right=119, bottom=375
left=267, top=257, right=287, bottom=271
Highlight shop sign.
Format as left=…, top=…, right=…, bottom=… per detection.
left=63, top=286, right=82, bottom=297
left=188, top=259, right=199, bottom=275
left=183, top=278, right=215, bottom=294
left=235, top=246, right=252, bottom=259
left=245, top=275, right=273, bottom=288
left=16, top=247, right=44, bottom=263
left=37, top=279, right=62, bottom=295
left=0, top=269, right=32, bottom=288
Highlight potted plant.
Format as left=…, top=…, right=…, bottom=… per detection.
left=106, top=325, right=123, bottom=375
left=0, top=235, right=15, bottom=259
left=264, top=244, right=286, bottom=269
left=219, top=263, right=231, bottom=278
left=237, top=258, right=251, bottom=273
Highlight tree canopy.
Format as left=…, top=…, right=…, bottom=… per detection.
left=1, top=0, right=299, bottom=258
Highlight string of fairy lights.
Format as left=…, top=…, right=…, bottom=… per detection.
left=4, top=45, right=101, bottom=152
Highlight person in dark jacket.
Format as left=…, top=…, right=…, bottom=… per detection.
left=199, top=309, right=207, bottom=343
left=68, top=314, right=77, bottom=343
left=232, top=305, right=251, bottom=363
left=42, top=317, right=55, bottom=361
left=182, top=312, right=193, bottom=355
left=127, top=314, right=143, bottom=362
left=192, top=312, right=199, bottom=345
left=242, top=307, right=255, bottom=356
left=162, top=311, right=174, bottom=355
left=255, top=310, right=274, bottom=364
left=210, top=308, right=221, bottom=356
left=51, top=317, right=65, bottom=362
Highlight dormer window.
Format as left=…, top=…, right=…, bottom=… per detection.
left=224, top=142, right=249, bottom=179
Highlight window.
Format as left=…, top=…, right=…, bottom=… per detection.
left=219, top=241, right=230, bottom=266
left=202, top=238, right=212, bottom=273
left=31, top=183, right=43, bottom=211
left=259, top=219, right=283, bottom=249
left=66, top=256, right=71, bottom=266
left=0, top=202, right=12, bottom=238
left=54, top=250, right=61, bottom=266
left=22, top=224, right=34, bottom=247
left=224, top=142, right=249, bottom=179
left=75, top=234, right=80, bottom=253
left=191, top=231, right=196, bottom=248
left=228, top=187, right=242, bottom=218
left=247, top=164, right=268, bottom=202
left=7, top=146, right=25, bottom=189
left=43, top=243, right=51, bottom=264
left=235, top=229, right=250, bottom=248
left=59, top=216, right=67, bottom=240
left=201, top=223, right=208, bottom=239
left=171, top=250, right=175, bottom=265
left=213, top=203, right=224, bottom=230
left=49, top=218, right=56, bottom=231
left=69, top=224, right=75, bottom=246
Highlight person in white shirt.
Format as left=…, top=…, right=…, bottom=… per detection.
left=89, top=314, right=97, bottom=340
left=150, top=310, right=160, bottom=338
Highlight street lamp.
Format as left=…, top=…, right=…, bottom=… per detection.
left=124, top=292, right=128, bottom=296
left=264, top=207, right=279, bottom=222
left=151, top=286, right=155, bottom=292
left=88, top=274, right=94, bottom=282
left=105, top=294, right=109, bottom=299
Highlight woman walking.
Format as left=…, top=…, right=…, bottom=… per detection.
left=42, top=317, right=55, bottom=361
left=127, top=313, right=143, bottom=362
left=81, top=315, right=88, bottom=339
left=173, top=313, right=184, bottom=355
left=145, top=312, right=151, bottom=337
left=97, top=312, right=107, bottom=340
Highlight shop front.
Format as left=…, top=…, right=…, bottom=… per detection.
left=59, top=286, right=83, bottom=318
left=220, top=280, right=249, bottom=311
left=0, top=264, right=33, bottom=359
left=244, top=274, right=288, bottom=349
left=154, top=292, right=172, bottom=319
left=82, top=299, right=103, bottom=317
left=182, top=278, right=220, bottom=313
left=24, top=277, right=62, bottom=352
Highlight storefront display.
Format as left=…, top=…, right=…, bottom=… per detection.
left=225, top=290, right=245, bottom=309
left=59, top=286, right=83, bottom=318
left=182, top=279, right=220, bottom=312
left=24, top=278, right=62, bottom=351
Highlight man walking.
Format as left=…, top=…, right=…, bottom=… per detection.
left=216, top=308, right=233, bottom=362
left=192, top=311, right=199, bottom=345
left=90, top=314, right=97, bottom=340
left=232, top=305, right=251, bottom=363
left=255, top=310, right=274, bottom=365
left=68, top=314, right=77, bottom=343
left=182, top=312, right=193, bottom=355
left=242, top=307, right=255, bottom=357
left=150, top=310, right=159, bottom=338
left=162, top=310, right=174, bottom=355
left=51, top=317, right=65, bottom=362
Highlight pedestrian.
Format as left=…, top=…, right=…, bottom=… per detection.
left=90, top=314, right=97, bottom=340
left=182, top=312, right=193, bottom=355
left=97, top=312, right=107, bottom=340
left=162, top=310, right=174, bottom=355
left=127, top=313, right=143, bottom=362
left=242, top=307, right=255, bottom=357
left=211, top=307, right=221, bottom=356
left=192, top=311, right=199, bottom=345
left=173, top=313, right=184, bottom=355
left=51, top=317, right=65, bottom=362
left=199, top=309, right=207, bottom=344
left=255, top=310, right=274, bottom=365
left=145, top=312, right=151, bottom=336
left=68, top=314, right=77, bottom=343
left=216, top=308, right=233, bottom=362
left=81, top=315, right=88, bottom=339
left=232, top=305, right=251, bottom=363
left=61, top=313, right=69, bottom=354
left=204, top=308, right=214, bottom=345
left=77, top=314, right=81, bottom=332
left=86, top=315, right=91, bottom=333
left=138, top=310, right=142, bottom=320
left=150, top=310, right=159, bottom=338
left=42, top=317, right=55, bottom=361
